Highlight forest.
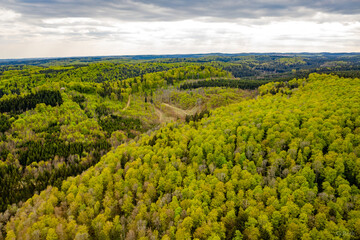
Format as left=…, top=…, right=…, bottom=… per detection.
left=0, top=54, right=360, bottom=239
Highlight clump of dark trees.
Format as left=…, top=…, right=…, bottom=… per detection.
left=179, top=79, right=269, bottom=90
left=0, top=90, right=63, bottom=113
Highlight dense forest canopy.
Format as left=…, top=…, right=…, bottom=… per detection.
left=4, top=73, right=360, bottom=239
left=0, top=54, right=360, bottom=239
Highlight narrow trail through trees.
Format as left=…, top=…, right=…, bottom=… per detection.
left=154, top=107, right=165, bottom=123
left=122, top=95, right=131, bottom=111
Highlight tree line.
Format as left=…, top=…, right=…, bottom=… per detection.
left=179, top=79, right=270, bottom=90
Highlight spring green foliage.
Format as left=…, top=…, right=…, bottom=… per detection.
left=96, top=65, right=230, bottom=97
left=2, top=54, right=360, bottom=239
left=275, top=57, right=306, bottom=66
left=0, top=61, right=234, bottom=217
left=5, top=73, right=360, bottom=239
left=155, top=87, right=255, bottom=110
left=99, top=115, right=142, bottom=138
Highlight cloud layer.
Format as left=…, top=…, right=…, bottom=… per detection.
left=3, top=0, right=360, bottom=21
left=1, top=0, right=360, bottom=58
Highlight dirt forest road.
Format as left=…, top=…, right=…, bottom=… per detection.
left=154, top=102, right=203, bottom=123
left=154, top=107, right=164, bottom=123
left=122, top=95, right=131, bottom=111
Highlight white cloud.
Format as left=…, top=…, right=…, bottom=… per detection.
left=0, top=8, right=21, bottom=22
left=42, top=17, right=101, bottom=25
left=0, top=12, right=360, bottom=58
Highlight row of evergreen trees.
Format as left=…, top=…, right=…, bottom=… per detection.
left=179, top=79, right=270, bottom=90
left=0, top=90, right=63, bottom=113
left=99, top=114, right=142, bottom=137
left=185, top=109, right=211, bottom=123
left=0, top=138, right=111, bottom=212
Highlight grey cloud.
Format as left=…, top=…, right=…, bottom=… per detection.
left=1, top=0, right=360, bottom=58
left=2, top=0, right=175, bottom=21
left=2, top=0, right=360, bottom=22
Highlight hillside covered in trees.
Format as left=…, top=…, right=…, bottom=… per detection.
left=0, top=54, right=360, bottom=239
left=0, top=63, right=233, bottom=215
left=0, top=57, right=249, bottom=239
left=3, top=73, right=360, bottom=239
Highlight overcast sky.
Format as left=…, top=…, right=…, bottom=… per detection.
left=1, top=0, right=360, bottom=58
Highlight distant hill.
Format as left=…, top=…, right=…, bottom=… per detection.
left=1, top=52, right=360, bottom=66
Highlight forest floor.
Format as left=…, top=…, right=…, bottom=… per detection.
left=154, top=102, right=203, bottom=124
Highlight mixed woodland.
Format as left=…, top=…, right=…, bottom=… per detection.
left=0, top=54, right=360, bottom=239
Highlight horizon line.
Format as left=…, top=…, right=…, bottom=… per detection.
left=1, top=52, right=360, bottom=61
